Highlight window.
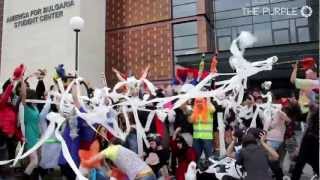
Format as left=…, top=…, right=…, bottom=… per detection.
left=215, top=0, right=250, bottom=12
left=238, top=25, right=253, bottom=35
left=172, top=0, right=197, bottom=18
left=290, top=19, right=297, bottom=43
left=173, top=0, right=196, bottom=6
left=253, top=14, right=271, bottom=23
left=295, top=18, right=311, bottom=43
left=270, top=0, right=287, bottom=3
left=174, top=22, right=197, bottom=36
left=272, top=20, right=290, bottom=44
left=217, top=28, right=232, bottom=36
left=252, top=0, right=269, bottom=6
left=218, top=36, right=232, bottom=51
left=174, top=36, right=198, bottom=50
left=295, top=18, right=308, bottom=26
left=253, top=22, right=273, bottom=46
left=212, top=0, right=314, bottom=48
left=173, top=21, right=198, bottom=56
left=272, top=20, right=289, bottom=29
left=216, top=16, right=252, bottom=28
left=297, top=27, right=310, bottom=42
left=175, top=49, right=199, bottom=56
left=274, top=29, right=290, bottom=44
left=216, top=9, right=244, bottom=20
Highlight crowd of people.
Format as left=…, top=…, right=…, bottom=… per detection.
left=0, top=60, right=318, bottom=180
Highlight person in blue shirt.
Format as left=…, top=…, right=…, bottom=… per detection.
left=58, top=84, right=96, bottom=180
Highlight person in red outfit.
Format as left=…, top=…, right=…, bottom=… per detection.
left=170, top=128, right=197, bottom=180
left=0, top=77, right=22, bottom=159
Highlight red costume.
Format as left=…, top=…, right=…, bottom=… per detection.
left=0, top=83, right=18, bottom=137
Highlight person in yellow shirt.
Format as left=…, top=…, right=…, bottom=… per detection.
left=83, top=144, right=156, bottom=180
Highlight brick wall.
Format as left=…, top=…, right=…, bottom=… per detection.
left=106, top=0, right=173, bottom=85
left=198, top=16, right=213, bottom=52
left=106, top=22, right=172, bottom=84
left=105, top=0, right=214, bottom=85
left=106, top=0, right=171, bottom=30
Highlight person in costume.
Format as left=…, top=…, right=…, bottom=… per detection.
left=290, top=61, right=319, bottom=180
left=0, top=76, right=21, bottom=162
left=190, top=97, right=215, bottom=159
left=58, top=83, right=96, bottom=180
left=83, top=143, right=156, bottom=180
left=20, top=72, right=41, bottom=177
left=0, top=65, right=24, bottom=161
left=290, top=59, right=319, bottom=126
left=38, top=86, right=62, bottom=178
left=170, top=128, right=197, bottom=180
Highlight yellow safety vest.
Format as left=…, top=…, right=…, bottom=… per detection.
left=193, top=113, right=214, bottom=140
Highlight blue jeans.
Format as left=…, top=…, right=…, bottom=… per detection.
left=192, top=138, right=213, bottom=159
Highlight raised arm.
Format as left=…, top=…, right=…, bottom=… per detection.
left=290, top=63, right=298, bottom=84
left=36, top=79, right=46, bottom=100
left=20, top=79, right=27, bottom=105
left=112, top=67, right=126, bottom=81
left=71, top=84, right=81, bottom=109
left=82, top=151, right=105, bottom=168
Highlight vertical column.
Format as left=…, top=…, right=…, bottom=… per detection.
left=0, top=0, right=4, bottom=70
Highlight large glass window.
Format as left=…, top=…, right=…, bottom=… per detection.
left=216, top=9, right=244, bottom=20
left=174, top=36, right=198, bottom=50
left=174, top=22, right=197, bottom=36
left=252, top=0, right=269, bottom=6
left=274, top=29, right=290, bottom=44
left=173, top=21, right=198, bottom=56
left=172, top=0, right=196, bottom=6
left=216, top=16, right=252, bottom=28
left=253, top=23, right=273, bottom=46
left=297, top=27, right=310, bottom=42
left=290, top=19, right=297, bottom=43
left=213, top=0, right=316, bottom=50
left=238, top=25, right=253, bottom=35
left=172, top=0, right=197, bottom=18
left=295, top=18, right=311, bottom=43
left=218, top=36, right=232, bottom=51
left=272, top=20, right=290, bottom=44
left=215, top=0, right=251, bottom=11
left=272, top=20, right=289, bottom=29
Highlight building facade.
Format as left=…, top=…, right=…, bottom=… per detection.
left=0, top=0, right=106, bottom=87
left=0, top=0, right=317, bottom=88
left=106, top=0, right=319, bottom=88
left=176, top=0, right=319, bottom=92
left=105, top=0, right=214, bottom=85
